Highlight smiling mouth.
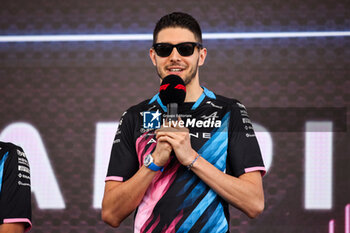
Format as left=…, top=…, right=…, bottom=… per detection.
left=169, top=68, right=183, bottom=72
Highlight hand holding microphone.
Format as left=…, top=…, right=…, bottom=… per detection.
left=155, top=75, right=198, bottom=167
left=152, top=75, right=187, bottom=167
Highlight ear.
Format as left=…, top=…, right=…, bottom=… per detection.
left=149, top=48, right=157, bottom=66
left=198, top=47, right=207, bottom=66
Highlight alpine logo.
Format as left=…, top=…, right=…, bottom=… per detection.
left=147, top=138, right=157, bottom=144
left=201, top=111, right=219, bottom=120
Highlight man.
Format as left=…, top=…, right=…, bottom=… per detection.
left=102, top=12, right=265, bottom=232
left=0, top=141, right=32, bottom=233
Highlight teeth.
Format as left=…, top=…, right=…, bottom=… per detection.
left=170, top=69, right=182, bottom=72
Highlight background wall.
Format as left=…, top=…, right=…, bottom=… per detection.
left=0, top=0, right=349, bottom=232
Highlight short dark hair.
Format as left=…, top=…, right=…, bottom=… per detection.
left=153, top=12, right=202, bottom=44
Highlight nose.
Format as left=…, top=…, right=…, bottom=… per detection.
left=169, top=47, right=182, bottom=62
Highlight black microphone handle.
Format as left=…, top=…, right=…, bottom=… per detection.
left=167, top=103, right=178, bottom=121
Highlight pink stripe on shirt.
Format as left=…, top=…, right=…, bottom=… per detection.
left=4, top=218, right=32, bottom=232
left=145, top=214, right=160, bottom=233
left=245, top=166, right=266, bottom=176
left=105, top=176, right=123, bottom=182
left=135, top=162, right=181, bottom=233
left=164, top=210, right=183, bottom=233
left=136, top=132, right=156, bottom=165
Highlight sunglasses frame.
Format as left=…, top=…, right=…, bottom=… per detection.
left=152, top=42, right=203, bottom=57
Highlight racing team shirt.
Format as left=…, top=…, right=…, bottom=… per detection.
left=106, top=87, right=265, bottom=233
left=0, top=142, right=32, bottom=232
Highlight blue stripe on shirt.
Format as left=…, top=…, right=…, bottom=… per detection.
left=0, top=151, right=10, bottom=194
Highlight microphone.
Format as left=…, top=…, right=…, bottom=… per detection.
left=159, top=75, right=186, bottom=121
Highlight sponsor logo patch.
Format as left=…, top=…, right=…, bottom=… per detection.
left=143, top=110, right=162, bottom=129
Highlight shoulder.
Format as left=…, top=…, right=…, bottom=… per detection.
left=0, top=141, right=24, bottom=154
left=208, top=93, right=251, bottom=126
left=117, top=99, right=155, bottom=129
left=0, top=141, right=26, bottom=168
left=127, top=99, right=152, bottom=113
left=211, top=93, right=245, bottom=110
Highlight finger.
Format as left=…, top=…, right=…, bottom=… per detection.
left=156, top=133, right=164, bottom=140
left=156, top=131, right=177, bottom=140
left=157, top=135, right=175, bottom=148
left=173, top=117, right=188, bottom=130
left=156, top=125, right=174, bottom=134
left=154, top=119, right=170, bottom=133
left=157, top=135, right=177, bottom=147
left=156, top=131, right=174, bottom=139
left=156, top=131, right=184, bottom=142
left=157, top=135, right=169, bottom=142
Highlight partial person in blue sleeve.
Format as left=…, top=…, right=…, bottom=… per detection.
left=0, top=141, right=32, bottom=233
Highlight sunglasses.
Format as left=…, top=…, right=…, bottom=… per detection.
left=153, top=42, right=203, bottom=57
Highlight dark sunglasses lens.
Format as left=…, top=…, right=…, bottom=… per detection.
left=177, top=43, right=195, bottom=56
left=155, top=44, right=173, bottom=57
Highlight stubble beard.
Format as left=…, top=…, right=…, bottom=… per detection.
left=156, top=60, right=199, bottom=86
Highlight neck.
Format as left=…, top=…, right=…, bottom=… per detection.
left=184, top=77, right=203, bottom=102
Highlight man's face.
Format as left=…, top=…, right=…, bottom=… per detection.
left=150, top=27, right=207, bottom=85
